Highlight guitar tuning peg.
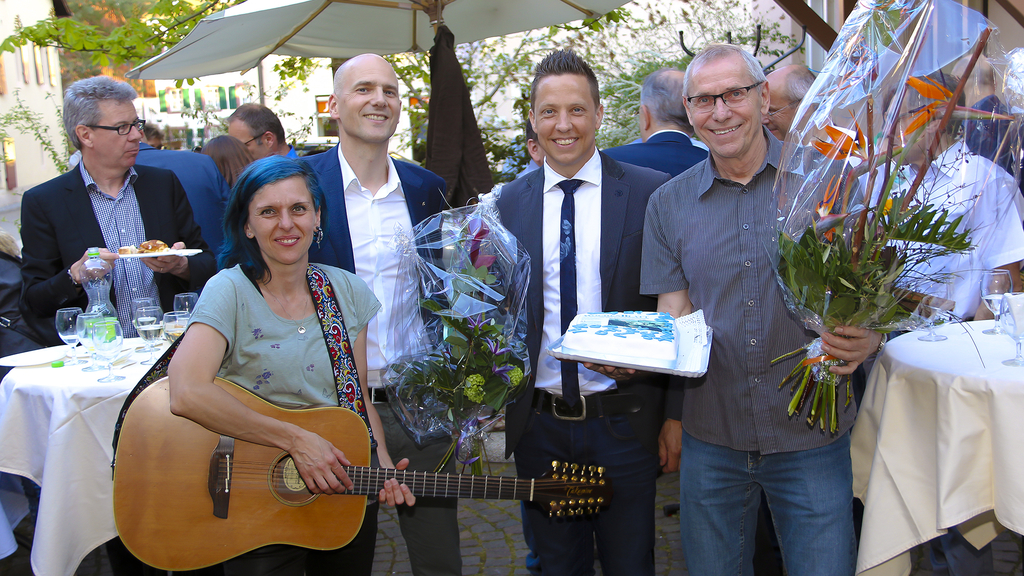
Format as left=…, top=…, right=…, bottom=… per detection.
left=550, top=460, right=561, bottom=469
left=597, top=497, right=606, bottom=505
left=570, top=463, right=580, bottom=472
left=588, top=465, right=597, bottom=473
left=597, top=466, right=605, bottom=475
left=555, top=510, right=564, bottom=517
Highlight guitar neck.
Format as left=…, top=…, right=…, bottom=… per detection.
left=344, top=466, right=533, bottom=501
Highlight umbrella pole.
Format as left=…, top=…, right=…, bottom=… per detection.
left=257, top=61, right=265, bottom=107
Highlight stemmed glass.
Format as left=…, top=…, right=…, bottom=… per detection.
left=76, top=312, right=104, bottom=372
left=134, top=306, right=164, bottom=365
left=174, top=292, right=198, bottom=317
left=55, top=307, right=85, bottom=365
left=999, top=293, right=1024, bottom=366
left=980, top=269, right=1012, bottom=335
left=163, top=311, right=188, bottom=343
left=92, top=319, right=125, bottom=383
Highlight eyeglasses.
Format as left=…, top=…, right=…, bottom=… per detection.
left=686, top=82, right=763, bottom=113
left=243, top=133, right=265, bottom=146
left=768, top=100, right=798, bottom=117
left=86, top=118, right=146, bottom=136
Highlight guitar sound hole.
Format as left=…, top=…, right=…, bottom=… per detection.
left=270, top=453, right=318, bottom=506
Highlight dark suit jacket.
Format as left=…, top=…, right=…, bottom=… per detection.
left=19, top=165, right=216, bottom=345
left=603, top=131, right=708, bottom=178
left=300, top=145, right=447, bottom=273
left=1, top=252, right=45, bottom=379
left=135, top=143, right=230, bottom=257
left=496, top=153, right=672, bottom=457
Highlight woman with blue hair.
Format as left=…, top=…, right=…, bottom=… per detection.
left=167, top=156, right=414, bottom=575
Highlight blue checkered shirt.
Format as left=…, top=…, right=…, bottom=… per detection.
left=80, top=163, right=161, bottom=337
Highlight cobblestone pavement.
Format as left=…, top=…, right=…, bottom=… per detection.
left=369, top=461, right=1022, bottom=576
left=0, top=461, right=1020, bottom=575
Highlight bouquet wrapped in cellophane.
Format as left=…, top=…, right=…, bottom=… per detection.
left=383, top=192, right=530, bottom=471
left=772, top=0, right=1024, bottom=432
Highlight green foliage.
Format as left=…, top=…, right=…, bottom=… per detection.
left=777, top=190, right=970, bottom=333
left=1, top=0, right=243, bottom=83
left=0, top=90, right=70, bottom=175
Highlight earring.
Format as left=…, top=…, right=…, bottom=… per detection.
left=313, top=225, right=324, bottom=249
left=246, top=231, right=254, bottom=238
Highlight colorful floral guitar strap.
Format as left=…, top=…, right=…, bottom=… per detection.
left=307, top=264, right=375, bottom=448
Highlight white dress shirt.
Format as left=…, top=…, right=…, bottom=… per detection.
left=337, top=146, right=412, bottom=383
left=892, top=141, right=1024, bottom=318
left=536, top=149, right=616, bottom=396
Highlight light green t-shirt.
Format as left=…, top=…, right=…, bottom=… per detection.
left=189, top=264, right=381, bottom=408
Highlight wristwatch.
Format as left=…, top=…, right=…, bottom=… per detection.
left=67, top=267, right=80, bottom=287
left=875, top=333, right=888, bottom=354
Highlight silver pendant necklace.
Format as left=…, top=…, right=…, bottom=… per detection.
left=262, top=283, right=310, bottom=336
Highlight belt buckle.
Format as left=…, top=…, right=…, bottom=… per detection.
left=550, top=395, right=586, bottom=421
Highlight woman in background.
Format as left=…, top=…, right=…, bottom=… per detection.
left=201, top=135, right=255, bottom=188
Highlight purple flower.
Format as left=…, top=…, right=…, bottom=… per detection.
left=467, top=218, right=498, bottom=270
left=467, top=314, right=485, bottom=331
left=493, top=364, right=513, bottom=383
left=486, top=338, right=511, bottom=356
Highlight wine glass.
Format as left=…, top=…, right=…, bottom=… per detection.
left=999, top=293, right=1024, bottom=366
left=134, top=306, right=164, bottom=365
left=55, top=307, right=85, bottom=365
left=980, top=269, right=1012, bottom=335
left=163, top=311, right=188, bottom=342
left=76, top=312, right=105, bottom=372
left=131, top=296, right=159, bottom=319
left=92, top=319, right=125, bottom=383
left=174, top=292, right=198, bottom=317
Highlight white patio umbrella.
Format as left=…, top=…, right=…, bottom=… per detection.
left=126, top=0, right=629, bottom=79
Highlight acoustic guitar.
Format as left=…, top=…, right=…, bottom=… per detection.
left=112, top=377, right=613, bottom=570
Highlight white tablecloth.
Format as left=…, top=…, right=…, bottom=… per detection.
left=851, top=320, right=1024, bottom=575
left=0, top=472, right=29, bottom=559
left=0, top=341, right=162, bottom=576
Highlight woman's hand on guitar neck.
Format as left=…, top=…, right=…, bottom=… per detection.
left=287, top=428, right=354, bottom=495
left=379, top=457, right=416, bottom=507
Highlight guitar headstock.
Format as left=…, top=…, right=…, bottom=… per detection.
left=531, top=461, right=613, bottom=517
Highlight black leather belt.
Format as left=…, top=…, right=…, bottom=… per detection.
left=531, top=388, right=642, bottom=421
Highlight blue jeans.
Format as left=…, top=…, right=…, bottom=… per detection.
left=515, top=409, right=659, bottom=576
left=678, top=429, right=856, bottom=576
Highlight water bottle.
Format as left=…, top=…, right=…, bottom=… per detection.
left=82, top=247, right=115, bottom=319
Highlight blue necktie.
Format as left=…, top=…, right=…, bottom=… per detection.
left=558, top=179, right=584, bottom=407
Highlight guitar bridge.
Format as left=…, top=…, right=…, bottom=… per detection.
left=208, top=435, right=235, bottom=519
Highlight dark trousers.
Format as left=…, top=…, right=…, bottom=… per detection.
left=377, top=406, right=462, bottom=576
left=514, top=409, right=659, bottom=576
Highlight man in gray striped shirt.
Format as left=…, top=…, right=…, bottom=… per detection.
left=640, top=44, right=881, bottom=576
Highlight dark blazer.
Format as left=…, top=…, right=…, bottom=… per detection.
left=496, top=153, right=673, bottom=457
left=1, top=252, right=45, bottom=378
left=135, top=143, right=231, bottom=257
left=300, top=145, right=447, bottom=273
left=19, top=165, right=216, bottom=345
left=603, top=131, right=708, bottom=177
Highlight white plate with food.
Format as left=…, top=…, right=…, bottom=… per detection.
left=118, top=249, right=203, bottom=259
left=0, top=346, right=71, bottom=367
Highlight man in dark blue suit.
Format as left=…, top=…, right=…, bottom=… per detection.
left=495, top=49, right=673, bottom=576
left=300, top=54, right=457, bottom=576
left=603, top=68, right=708, bottom=177
left=135, top=141, right=230, bottom=257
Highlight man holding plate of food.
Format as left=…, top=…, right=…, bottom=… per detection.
left=19, top=76, right=215, bottom=345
